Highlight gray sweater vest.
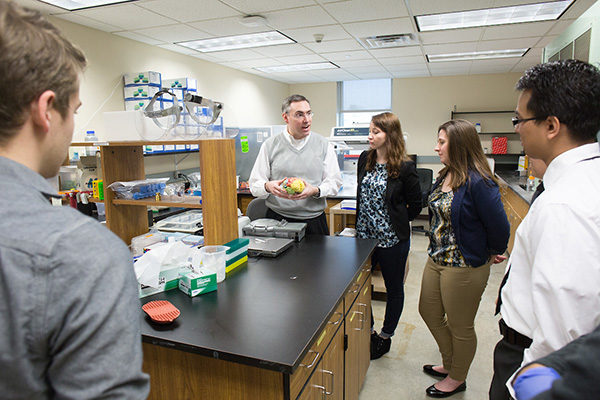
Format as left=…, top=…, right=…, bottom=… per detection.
left=265, top=132, right=329, bottom=219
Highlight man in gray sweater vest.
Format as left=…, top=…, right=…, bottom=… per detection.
left=249, top=94, right=342, bottom=234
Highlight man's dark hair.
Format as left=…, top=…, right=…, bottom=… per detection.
left=282, top=94, right=310, bottom=114
left=516, top=60, right=600, bottom=143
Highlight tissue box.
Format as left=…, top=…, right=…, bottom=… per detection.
left=178, top=270, right=217, bottom=297
left=123, top=71, right=161, bottom=87
left=492, top=137, right=508, bottom=154
left=225, top=238, right=249, bottom=274
left=138, top=264, right=191, bottom=298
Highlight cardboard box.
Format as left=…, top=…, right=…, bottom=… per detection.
left=492, top=136, right=508, bottom=154
left=124, top=85, right=160, bottom=100
left=163, top=78, right=197, bottom=91
left=123, top=71, right=161, bottom=87
left=178, top=270, right=217, bottom=297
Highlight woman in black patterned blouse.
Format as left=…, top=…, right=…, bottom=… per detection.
left=355, top=112, right=423, bottom=360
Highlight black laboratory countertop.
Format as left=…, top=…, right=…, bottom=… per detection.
left=140, top=235, right=377, bottom=374
left=496, top=171, right=535, bottom=205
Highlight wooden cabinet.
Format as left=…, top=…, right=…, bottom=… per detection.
left=344, top=265, right=372, bottom=400
left=499, top=183, right=530, bottom=254
left=90, top=140, right=238, bottom=246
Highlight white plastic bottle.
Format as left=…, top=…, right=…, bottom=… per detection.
left=85, top=130, right=98, bottom=156
left=527, top=175, right=536, bottom=192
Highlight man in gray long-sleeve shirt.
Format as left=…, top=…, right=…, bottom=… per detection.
left=0, top=1, right=149, bottom=398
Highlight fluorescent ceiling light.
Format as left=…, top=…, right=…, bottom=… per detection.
left=254, top=62, right=339, bottom=74
left=177, top=31, right=295, bottom=53
left=427, top=48, right=529, bottom=62
left=416, top=0, right=574, bottom=31
left=39, top=0, right=135, bottom=10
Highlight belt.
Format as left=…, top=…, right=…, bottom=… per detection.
left=499, top=319, right=532, bottom=348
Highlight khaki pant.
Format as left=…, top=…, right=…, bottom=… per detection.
left=418, top=257, right=492, bottom=381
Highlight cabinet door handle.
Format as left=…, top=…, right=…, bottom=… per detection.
left=353, top=311, right=364, bottom=331
left=348, top=283, right=360, bottom=294
left=323, top=369, right=334, bottom=396
left=329, top=312, right=343, bottom=326
left=300, top=350, right=319, bottom=369
left=358, top=303, right=368, bottom=330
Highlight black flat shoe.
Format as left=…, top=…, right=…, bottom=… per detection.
left=425, top=382, right=466, bottom=398
left=423, top=364, right=449, bottom=378
left=370, top=336, right=391, bottom=360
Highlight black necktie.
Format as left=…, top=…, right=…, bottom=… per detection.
left=495, top=181, right=545, bottom=315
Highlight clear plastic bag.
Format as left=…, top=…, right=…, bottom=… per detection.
left=107, top=178, right=169, bottom=200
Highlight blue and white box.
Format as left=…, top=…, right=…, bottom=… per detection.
left=123, top=71, right=161, bottom=87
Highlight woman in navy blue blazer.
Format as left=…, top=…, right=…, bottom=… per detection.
left=355, top=112, right=422, bottom=360
left=419, top=119, right=510, bottom=398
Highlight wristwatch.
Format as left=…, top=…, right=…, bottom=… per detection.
left=313, top=187, right=321, bottom=199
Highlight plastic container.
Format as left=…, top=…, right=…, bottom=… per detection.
left=85, top=131, right=98, bottom=156
left=527, top=175, right=536, bottom=192
left=475, top=123, right=481, bottom=133
left=200, top=245, right=228, bottom=283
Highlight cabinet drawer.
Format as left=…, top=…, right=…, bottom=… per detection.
left=290, top=301, right=344, bottom=399
left=344, top=262, right=371, bottom=316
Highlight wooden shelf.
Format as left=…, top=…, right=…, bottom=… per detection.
left=98, top=139, right=237, bottom=246
left=112, top=196, right=202, bottom=209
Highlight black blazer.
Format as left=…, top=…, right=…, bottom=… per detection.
left=356, top=151, right=423, bottom=242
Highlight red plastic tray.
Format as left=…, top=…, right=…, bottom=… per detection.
left=142, top=300, right=180, bottom=324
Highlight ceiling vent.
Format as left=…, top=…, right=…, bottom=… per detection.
left=358, top=34, right=418, bottom=49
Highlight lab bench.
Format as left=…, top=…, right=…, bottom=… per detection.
left=140, top=235, right=377, bottom=400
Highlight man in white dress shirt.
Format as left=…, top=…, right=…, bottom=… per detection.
left=249, top=94, right=342, bottom=234
left=489, top=60, right=600, bottom=399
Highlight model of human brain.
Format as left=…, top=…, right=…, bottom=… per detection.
left=282, top=177, right=305, bottom=194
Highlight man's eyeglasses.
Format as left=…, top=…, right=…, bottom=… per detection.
left=290, top=111, right=314, bottom=119
left=511, top=116, right=547, bottom=127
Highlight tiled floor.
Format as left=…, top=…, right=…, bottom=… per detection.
left=359, top=233, right=506, bottom=399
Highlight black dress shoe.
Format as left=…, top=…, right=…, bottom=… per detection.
left=423, top=364, right=449, bottom=378
left=425, top=382, right=466, bottom=398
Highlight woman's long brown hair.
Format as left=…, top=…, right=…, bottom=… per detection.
left=437, top=119, right=498, bottom=189
left=365, top=112, right=410, bottom=179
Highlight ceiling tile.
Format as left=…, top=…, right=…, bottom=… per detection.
left=234, top=59, right=285, bottom=68
left=207, top=48, right=265, bottom=61
left=476, top=37, right=539, bottom=51
left=266, top=5, right=338, bottom=30
left=252, top=44, right=314, bottom=57
left=274, top=54, right=327, bottom=64
left=482, top=21, right=555, bottom=40
left=323, top=0, right=409, bottom=23
left=419, top=27, right=483, bottom=45
left=53, top=13, right=123, bottom=33
left=351, top=71, right=394, bottom=79
left=343, top=18, right=415, bottom=38
left=133, top=24, right=210, bottom=42
left=219, top=0, right=318, bottom=14
left=320, top=50, right=375, bottom=62
left=423, top=42, right=479, bottom=55
left=378, top=55, right=426, bottom=66
left=367, top=46, right=424, bottom=58
left=74, top=3, right=178, bottom=30
left=303, top=39, right=365, bottom=53
left=390, top=69, right=431, bottom=78
left=282, top=24, right=353, bottom=43
left=408, top=0, right=495, bottom=16
left=113, top=31, right=165, bottom=45
left=138, top=0, right=241, bottom=23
